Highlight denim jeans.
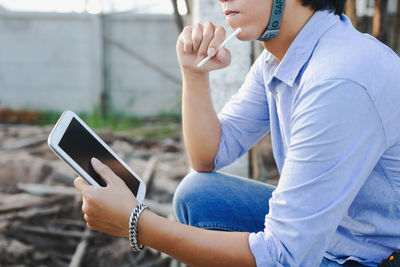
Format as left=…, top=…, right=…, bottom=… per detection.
left=173, top=171, right=365, bottom=267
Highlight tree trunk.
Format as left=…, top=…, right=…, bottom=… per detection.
left=171, top=0, right=184, bottom=32
left=373, top=0, right=389, bottom=44
left=345, top=0, right=357, bottom=28
left=184, top=0, right=192, bottom=15
left=393, top=0, right=400, bottom=53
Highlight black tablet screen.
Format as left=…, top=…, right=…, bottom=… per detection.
left=58, top=118, right=139, bottom=196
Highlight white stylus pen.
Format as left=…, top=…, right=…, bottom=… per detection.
left=196, top=27, right=242, bottom=68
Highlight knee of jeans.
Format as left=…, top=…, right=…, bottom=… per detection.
left=173, top=171, right=211, bottom=225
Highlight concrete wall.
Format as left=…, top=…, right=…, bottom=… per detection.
left=0, top=11, right=102, bottom=112
left=104, top=13, right=181, bottom=116
left=357, top=0, right=398, bottom=16
left=0, top=11, right=181, bottom=116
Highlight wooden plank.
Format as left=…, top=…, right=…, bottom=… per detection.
left=373, top=0, right=389, bottom=44
left=17, top=183, right=79, bottom=196
left=141, top=155, right=158, bottom=192
left=0, top=135, right=47, bottom=155
left=393, top=0, right=400, bottom=53
left=20, top=225, right=89, bottom=239
left=345, top=0, right=357, bottom=27
left=0, top=205, right=61, bottom=221
left=68, top=228, right=91, bottom=267
left=0, top=193, right=69, bottom=213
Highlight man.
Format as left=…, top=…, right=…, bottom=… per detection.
left=74, top=0, right=400, bottom=266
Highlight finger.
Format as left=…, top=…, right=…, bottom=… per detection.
left=207, top=26, right=226, bottom=57
left=83, top=213, right=105, bottom=226
left=84, top=213, right=90, bottom=223
left=176, top=34, right=185, bottom=56
left=86, top=222, right=97, bottom=231
left=191, top=23, right=203, bottom=52
left=198, top=21, right=215, bottom=57
left=74, top=177, right=91, bottom=194
left=215, top=47, right=231, bottom=66
left=182, top=26, right=193, bottom=54
left=82, top=198, right=90, bottom=215
left=177, top=34, right=184, bottom=51
left=91, top=157, right=118, bottom=185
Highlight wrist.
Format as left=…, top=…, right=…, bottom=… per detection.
left=128, top=203, right=149, bottom=252
left=181, top=68, right=209, bottom=80
left=137, top=209, right=153, bottom=247
left=182, top=71, right=210, bottom=95
left=123, top=202, right=137, bottom=238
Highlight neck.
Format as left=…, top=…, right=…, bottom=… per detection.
left=262, top=4, right=315, bottom=62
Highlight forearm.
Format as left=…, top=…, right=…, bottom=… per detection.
left=138, top=210, right=256, bottom=267
left=182, top=70, right=221, bottom=172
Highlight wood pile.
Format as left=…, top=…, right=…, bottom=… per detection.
left=0, top=123, right=188, bottom=267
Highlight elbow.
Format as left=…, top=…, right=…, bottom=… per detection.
left=189, top=159, right=215, bottom=173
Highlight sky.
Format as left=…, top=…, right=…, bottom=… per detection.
left=0, top=0, right=187, bottom=14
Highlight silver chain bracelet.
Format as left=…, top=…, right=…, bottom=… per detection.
left=129, top=203, right=149, bottom=252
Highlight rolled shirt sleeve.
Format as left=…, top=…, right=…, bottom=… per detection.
left=214, top=52, right=270, bottom=170
left=248, top=79, right=386, bottom=266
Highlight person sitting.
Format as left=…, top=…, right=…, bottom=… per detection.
left=74, top=0, right=400, bottom=266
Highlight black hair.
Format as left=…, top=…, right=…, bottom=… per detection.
left=300, top=0, right=346, bottom=15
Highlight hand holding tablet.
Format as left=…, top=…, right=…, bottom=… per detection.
left=48, top=110, right=146, bottom=203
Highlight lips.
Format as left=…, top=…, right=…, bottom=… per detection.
left=224, top=10, right=239, bottom=16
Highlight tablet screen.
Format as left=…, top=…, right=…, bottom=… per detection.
left=58, top=118, right=139, bottom=196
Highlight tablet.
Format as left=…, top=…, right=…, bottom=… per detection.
left=47, top=110, right=146, bottom=203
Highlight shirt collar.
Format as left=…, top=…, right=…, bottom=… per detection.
left=266, top=9, right=342, bottom=87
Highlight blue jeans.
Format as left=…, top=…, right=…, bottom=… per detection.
left=173, top=171, right=365, bottom=267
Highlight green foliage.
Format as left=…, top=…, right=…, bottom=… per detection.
left=37, top=110, right=63, bottom=125
left=76, top=108, right=143, bottom=131
left=129, top=123, right=181, bottom=141
left=36, top=108, right=181, bottom=133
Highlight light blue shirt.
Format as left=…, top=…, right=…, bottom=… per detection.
left=213, top=10, right=400, bottom=267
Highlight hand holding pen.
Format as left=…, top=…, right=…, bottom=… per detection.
left=176, top=22, right=242, bottom=73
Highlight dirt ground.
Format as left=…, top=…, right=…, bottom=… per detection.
left=0, top=122, right=187, bottom=267
left=0, top=121, right=278, bottom=267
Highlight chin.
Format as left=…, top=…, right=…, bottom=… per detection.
left=237, top=35, right=250, bottom=41
left=227, top=24, right=260, bottom=42
left=236, top=31, right=258, bottom=42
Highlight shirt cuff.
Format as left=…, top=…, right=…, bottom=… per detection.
left=249, top=230, right=283, bottom=267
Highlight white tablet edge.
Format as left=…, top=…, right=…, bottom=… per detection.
left=48, top=110, right=146, bottom=203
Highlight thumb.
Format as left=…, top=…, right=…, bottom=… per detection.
left=215, top=48, right=231, bottom=66
left=91, top=157, right=119, bottom=185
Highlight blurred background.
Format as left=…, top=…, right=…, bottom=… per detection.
left=0, top=0, right=399, bottom=266
left=0, top=0, right=189, bottom=119
left=0, top=0, right=399, bottom=122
